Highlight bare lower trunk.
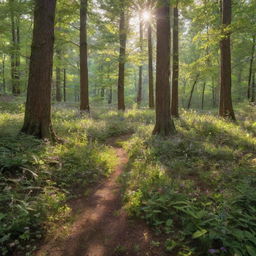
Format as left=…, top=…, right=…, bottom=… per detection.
left=219, top=0, right=235, bottom=120
left=108, top=87, right=112, bottom=104
left=137, top=18, right=143, bottom=107
left=171, top=6, right=179, bottom=117
left=63, top=68, right=66, bottom=102
left=251, top=72, right=255, bottom=103
left=2, top=55, right=6, bottom=94
left=247, top=35, right=255, bottom=100
left=148, top=24, right=154, bottom=109
left=56, top=67, right=62, bottom=102
left=187, top=75, right=199, bottom=109
left=153, top=0, right=176, bottom=136
left=80, top=0, right=89, bottom=112
left=21, top=0, right=57, bottom=140
left=117, top=9, right=127, bottom=111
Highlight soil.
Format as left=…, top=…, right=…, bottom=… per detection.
left=35, top=135, right=168, bottom=256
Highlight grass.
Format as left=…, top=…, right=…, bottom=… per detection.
left=1, top=100, right=256, bottom=256
left=120, top=106, right=256, bottom=256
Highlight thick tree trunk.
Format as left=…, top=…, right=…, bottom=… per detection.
left=201, top=82, right=206, bottom=110
left=219, top=0, right=235, bottom=120
left=148, top=23, right=154, bottom=109
left=63, top=68, right=66, bottom=102
left=117, top=9, right=127, bottom=111
left=80, top=0, right=89, bottom=112
left=248, top=35, right=255, bottom=100
left=171, top=6, right=179, bottom=117
left=153, top=0, right=176, bottom=136
left=187, top=74, right=199, bottom=109
left=21, top=0, right=57, bottom=140
left=137, top=17, right=143, bottom=107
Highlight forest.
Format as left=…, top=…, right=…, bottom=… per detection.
left=0, top=0, right=256, bottom=255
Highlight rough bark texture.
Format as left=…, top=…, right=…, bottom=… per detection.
left=137, top=18, right=143, bottom=107
left=148, top=23, right=154, bottom=109
left=117, top=9, right=127, bottom=111
left=219, top=0, right=236, bottom=120
left=171, top=6, right=179, bottom=117
left=80, top=0, right=90, bottom=112
left=153, top=0, right=176, bottom=136
left=21, top=0, right=57, bottom=140
left=248, top=35, right=255, bottom=100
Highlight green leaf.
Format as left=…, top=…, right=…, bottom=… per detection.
left=192, top=229, right=207, bottom=239
left=246, top=245, right=256, bottom=256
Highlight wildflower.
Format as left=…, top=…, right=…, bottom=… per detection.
left=208, top=248, right=217, bottom=254
left=220, top=247, right=227, bottom=252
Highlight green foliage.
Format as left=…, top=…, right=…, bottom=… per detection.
left=122, top=106, right=256, bottom=255
left=0, top=102, right=121, bottom=255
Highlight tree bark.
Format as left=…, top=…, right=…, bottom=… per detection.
left=219, top=0, right=236, bottom=120
left=63, top=68, right=66, bottom=102
left=187, top=74, right=199, bottom=109
left=248, top=35, right=255, bottom=100
left=153, top=0, right=176, bottom=136
left=148, top=23, right=154, bottom=109
left=80, top=0, right=89, bottom=112
left=137, top=16, right=143, bottom=107
left=251, top=72, right=255, bottom=103
left=171, top=6, right=179, bottom=117
left=56, top=67, right=62, bottom=102
left=117, top=9, right=127, bottom=111
left=21, top=0, right=57, bottom=140
left=2, top=55, right=6, bottom=94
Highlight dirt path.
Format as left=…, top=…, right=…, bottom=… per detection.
left=36, top=135, right=166, bottom=256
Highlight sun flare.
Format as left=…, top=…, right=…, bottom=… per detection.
left=142, top=10, right=151, bottom=22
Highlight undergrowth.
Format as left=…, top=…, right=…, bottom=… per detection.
left=121, top=106, right=256, bottom=256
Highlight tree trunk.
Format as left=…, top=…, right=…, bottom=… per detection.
left=63, top=68, right=66, bottom=102
left=148, top=23, right=154, bottom=109
left=137, top=17, right=143, bottom=107
left=201, top=82, right=206, bottom=110
left=219, top=0, right=235, bottom=120
left=248, top=35, right=255, bottom=100
left=10, top=0, right=20, bottom=96
left=56, top=67, right=62, bottom=102
left=21, top=0, right=57, bottom=140
left=2, top=55, right=6, bottom=94
left=80, top=0, right=89, bottom=112
left=108, top=87, right=112, bottom=104
left=171, top=6, right=179, bottom=117
left=251, top=72, right=255, bottom=103
left=153, top=0, right=176, bottom=136
left=187, top=74, right=199, bottom=109
left=117, top=9, right=127, bottom=111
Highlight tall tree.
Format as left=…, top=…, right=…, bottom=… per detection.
left=137, top=13, right=143, bottom=107
left=153, top=0, right=176, bottom=136
left=248, top=35, right=255, bottom=101
left=171, top=4, right=179, bottom=117
left=148, top=21, right=154, bottom=108
left=80, top=0, right=89, bottom=112
left=219, top=0, right=235, bottom=120
left=21, top=0, right=57, bottom=140
left=117, top=6, right=127, bottom=111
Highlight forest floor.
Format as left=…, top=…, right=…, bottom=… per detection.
left=35, top=134, right=167, bottom=256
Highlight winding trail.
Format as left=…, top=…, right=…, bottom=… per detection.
left=36, top=135, right=166, bottom=256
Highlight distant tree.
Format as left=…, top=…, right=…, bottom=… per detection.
left=117, top=5, right=127, bottom=111
left=171, top=4, right=179, bottom=117
left=80, top=0, right=89, bottom=112
left=153, top=0, right=176, bottom=136
left=21, top=0, right=57, bottom=140
left=219, top=0, right=235, bottom=120
left=248, top=35, right=255, bottom=101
